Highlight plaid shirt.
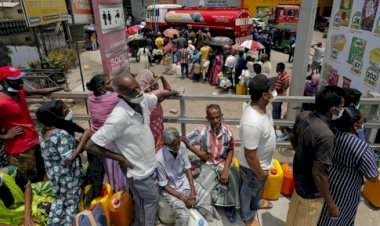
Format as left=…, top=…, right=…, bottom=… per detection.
left=187, top=122, right=234, bottom=167
left=176, top=48, right=192, bottom=64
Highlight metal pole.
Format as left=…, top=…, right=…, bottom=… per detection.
left=32, top=27, right=44, bottom=67
left=287, top=0, right=318, bottom=121
left=180, top=99, right=186, bottom=136
left=40, top=25, right=48, bottom=55
left=75, top=41, right=86, bottom=91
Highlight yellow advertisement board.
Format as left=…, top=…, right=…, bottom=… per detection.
left=21, top=0, right=69, bottom=27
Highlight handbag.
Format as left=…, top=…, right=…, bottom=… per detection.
left=73, top=203, right=107, bottom=226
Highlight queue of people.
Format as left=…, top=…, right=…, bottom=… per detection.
left=132, top=26, right=282, bottom=94
left=0, top=39, right=379, bottom=226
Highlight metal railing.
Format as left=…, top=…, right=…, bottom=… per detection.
left=23, top=69, right=67, bottom=89
left=39, top=91, right=380, bottom=150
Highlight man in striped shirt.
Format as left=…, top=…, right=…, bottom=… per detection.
left=272, top=62, right=290, bottom=140
left=183, top=104, right=240, bottom=223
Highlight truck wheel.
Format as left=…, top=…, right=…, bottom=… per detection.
left=283, top=47, right=289, bottom=54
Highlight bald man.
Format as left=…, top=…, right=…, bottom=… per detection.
left=85, top=74, right=178, bottom=226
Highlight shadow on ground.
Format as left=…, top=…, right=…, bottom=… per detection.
left=260, top=212, right=285, bottom=226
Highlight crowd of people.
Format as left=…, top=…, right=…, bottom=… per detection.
left=132, top=26, right=283, bottom=93
left=0, top=60, right=378, bottom=226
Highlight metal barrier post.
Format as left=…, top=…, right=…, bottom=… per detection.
left=180, top=98, right=186, bottom=136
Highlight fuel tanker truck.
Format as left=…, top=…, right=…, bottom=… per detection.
left=145, top=4, right=253, bottom=42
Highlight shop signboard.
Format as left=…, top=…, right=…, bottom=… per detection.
left=21, top=0, right=69, bottom=27
left=71, top=0, right=94, bottom=24
left=92, top=0, right=129, bottom=77
left=321, top=0, right=380, bottom=95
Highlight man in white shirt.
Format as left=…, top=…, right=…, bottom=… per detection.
left=260, top=54, right=272, bottom=76
left=239, top=74, right=277, bottom=226
left=85, top=74, right=178, bottom=226
left=311, top=42, right=325, bottom=74
left=224, top=51, right=236, bottom=89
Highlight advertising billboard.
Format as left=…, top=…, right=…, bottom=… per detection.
left=92, top=0, right=129, bottom=77
left=71, top=0, right=94, bottom=24
left=322, top=0, right=380, bottom=96
left=21, top=0, right=69, bottom=27
left=177, top=0, right=240, bottom=7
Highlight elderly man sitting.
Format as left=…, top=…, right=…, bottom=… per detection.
left=156, top=128, right=220, bottom=226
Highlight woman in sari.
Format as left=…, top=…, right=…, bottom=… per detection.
left=86, top=74, right=128, bottom=192
left=210, top=49, right=223, bottom=85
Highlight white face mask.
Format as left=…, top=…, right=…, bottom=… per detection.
left=7, top=87, right=20, bottom=93
left=332, top=108, right=344, bottom=120
left=355, top=104, right=360, bottom=110
left=64, top=110, right=73, bottom=121
left=125, top=91, right=144, bottom=104
left=272, top=89, right=278, bottom=98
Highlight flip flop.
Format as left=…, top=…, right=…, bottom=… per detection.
left=258, top=199, right=273, bottom=209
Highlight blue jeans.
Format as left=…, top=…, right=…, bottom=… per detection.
left=240, top=166, right=267, bottom=222
left=181, top=63, right=189, bottom=77
left=272, top=102, right=282, bottom=120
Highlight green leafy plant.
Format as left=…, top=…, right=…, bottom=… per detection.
left=41, top=47, right=77, bottom=71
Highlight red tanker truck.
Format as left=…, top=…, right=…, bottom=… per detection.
left=145, top=4, right=253, bottom=42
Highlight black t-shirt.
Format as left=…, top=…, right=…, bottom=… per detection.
left=0, top=166, right=30, bottom=208
left=292, top=111, right=334, bottom=199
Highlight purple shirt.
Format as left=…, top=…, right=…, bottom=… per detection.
left=156, top=142, right=192, bottom=192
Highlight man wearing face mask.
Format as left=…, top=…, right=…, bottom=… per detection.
left=0, top=66, right=70, bottom=182
left=238, top=74, right=277, bottom=226
left=342, top=87, right=366, bottom=141
left=85, top=74, right=178, bottom=226
left=286, top=86, right=344, bottom=226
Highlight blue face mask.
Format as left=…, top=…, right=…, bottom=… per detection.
left=356, top=124, right=365, bottom=133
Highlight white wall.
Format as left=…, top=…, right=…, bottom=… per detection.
left=8, top=45, right=40, bottom=68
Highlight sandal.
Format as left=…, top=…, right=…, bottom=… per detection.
left=258, top=199, right=273, bottom=209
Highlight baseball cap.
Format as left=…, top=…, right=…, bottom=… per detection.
left=0, top=66, right=26, bottom=81
left=249, top=74, right=277, bottom=91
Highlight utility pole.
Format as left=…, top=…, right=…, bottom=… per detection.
left=287, top=0, right=318, bottom=121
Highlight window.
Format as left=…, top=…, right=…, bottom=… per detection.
left=279, top=9, right=285, bottom=16
left=17, top=9, right=23, bottom=14
left=288, top=10, right=296, bottom=16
